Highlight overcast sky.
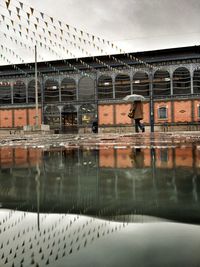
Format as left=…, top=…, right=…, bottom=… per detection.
left=1, top=0, right=200, bottom=64
left=28, top=0, right=200, bottom=50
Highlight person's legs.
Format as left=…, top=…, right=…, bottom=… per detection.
left=135, top=119, right=139, bottom=133
left=136, top=119, right=145, bottom=132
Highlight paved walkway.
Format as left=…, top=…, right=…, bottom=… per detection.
left=0, top=131, right=200, bottom=148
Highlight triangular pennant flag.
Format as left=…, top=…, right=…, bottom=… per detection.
left=36, top=17, right=39, bottom=23
left=60, top=29, right=63, bottom=35
left=48, top=31, right=51, bottom=36
left=58, top=21, right=62, bottom=26
left=30, top=7, right=34, bottom=15
left=27, top=13, right=30, bottom=19
left=17, top=15, right=21, bottom=20
left=1, top=15, right=5, bottom=20
left=92, top=35, right=95, bottom=41
left=19, top=31, right=22, bottom=36
left=50, top=17, right=53, bottom=23
left=45, top=21, right=48, bottom=27
left=19, top=2, right=23, bottom=9
left=80, top=30, right=83, bottom=36
left=16, top=7, right=20, bottom=14
left=8, top=10, right=11, bottom=16
left=34, top=24, right=37, bottom=30
left=5, top=0, right=11, bottom=9
left=66, top=24, right=69, bottom=30
left=26, top=28, right=29, bottom=34
left=10, top=19, right=14, bottom=25
left=40, top=12, right=44, bottom=19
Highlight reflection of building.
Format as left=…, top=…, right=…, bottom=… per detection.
left=1, top=46, right=200, bottom=132
left=0, top=146, right=200, bottom=222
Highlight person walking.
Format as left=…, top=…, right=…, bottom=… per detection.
left=129, top=100, right=145, bottom=133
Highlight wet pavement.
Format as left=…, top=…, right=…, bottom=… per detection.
left=0, top=131, right=200, bottom=266
left=0, top=131, right=200, bottom=149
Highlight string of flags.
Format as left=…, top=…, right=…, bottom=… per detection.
left=0, top=0, right=158, bottom=74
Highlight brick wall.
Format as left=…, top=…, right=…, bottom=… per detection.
left=0, top=110, right=13, bottom=127
left=14, top=109, right=27, bottom=127
left=173, top=101, right=192, bottom=122
left=115, top=104, right=132, bottom=125
left=28, top=108, right=42, bottom=126
left=98, top=105, right=114, bottom=125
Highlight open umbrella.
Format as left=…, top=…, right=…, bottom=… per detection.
left=123, top=94, right=145, bottom=102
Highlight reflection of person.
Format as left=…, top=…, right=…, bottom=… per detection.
left=131, top=101, right=145, bottom=133
left=130, top=148, right=144, bottom=168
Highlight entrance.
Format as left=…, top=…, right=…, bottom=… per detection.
left=61, top=105, right=78, bottom=133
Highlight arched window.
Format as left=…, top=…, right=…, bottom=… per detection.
left=44, top=79, right=59, bottom=103
left=97, top=75, right=113, bottom=100
left=173, top=67, right=190, bottom=95
left=158, top=106, right=167, bottom=119
left=193, top=69, right=200, bottom=94
left=0, top=81, right=11, bottom=104
left=61, top=78, right=76, bottom=101
left=115, top=74, right=131, bottom=99
left=133, top=72, right=149, bottom=96
left=153, top=70, right=170, bottom=97
left=79, top=104, right=95, bottom=125
left=78, top=77, right=95, bottom=101
left=13, top=80, right=26, bottom=103
left=27, top=80, right=41, bottom=104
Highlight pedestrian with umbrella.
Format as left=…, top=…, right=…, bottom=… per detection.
left=123, top=94, right=145, bottom=133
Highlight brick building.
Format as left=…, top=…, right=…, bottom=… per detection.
left=0, top=45, right=200, bottom=133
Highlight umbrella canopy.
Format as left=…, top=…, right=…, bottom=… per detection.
left=123, top=94, right=145, bottom=102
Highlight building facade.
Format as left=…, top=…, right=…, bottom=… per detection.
left=0, top=46, right=200, bottom=133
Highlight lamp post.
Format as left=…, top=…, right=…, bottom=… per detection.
left=35, top=45, right=39, bottom=128
left=149, top=69, right=154, bottom=132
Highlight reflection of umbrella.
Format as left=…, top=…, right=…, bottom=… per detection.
left=123, top=94, right=145, bottom=102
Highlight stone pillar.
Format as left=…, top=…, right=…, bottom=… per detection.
left=112, top=73, right=115, bottom=99
left=76, top=77, right=79, bottom=101
left=170, top=71, right=173, bottom=96
left=190, top=68, right=194, bottom=94
left=130, top=70, right=133, bottom=94
left=58, top=76, right=61, bottom=102
left=149, top=70, right=154, bottom=132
